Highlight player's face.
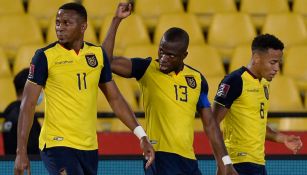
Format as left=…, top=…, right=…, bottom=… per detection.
left=158, top=38, right=187, bottom=74
left=258, top=48, right=282, bottom=81
left=55, top=9, right=86, bottom=45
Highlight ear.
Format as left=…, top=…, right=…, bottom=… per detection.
left=182, top=51, right=188, bottom=60
left=81, top=23, right=87, bottom=33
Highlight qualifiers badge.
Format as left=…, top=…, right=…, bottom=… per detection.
left=263, top=85, right=269, bottom=100
left=185, top=76, right=197, bottom=89
left=85, top=53, right=98, bottom=68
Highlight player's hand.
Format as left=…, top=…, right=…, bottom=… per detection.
left=284, top=135, right=303, bottom=154
left=115, top=1, right=132, bottom=19
left=140, top=136, right=155, bottom=169
left=225, top=164, right=239, bottom=175
left=14, top=151, right=31, bottom=175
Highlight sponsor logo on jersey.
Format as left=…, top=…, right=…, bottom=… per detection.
left=263, top=85, right=269, bottom=100
left=217, top=83, right=230, bottom=98
left=85, top=53, right=98, bottom=68
left=185, top=76, right=197, bottom=89
left=53, top=136, right=64, bottom=141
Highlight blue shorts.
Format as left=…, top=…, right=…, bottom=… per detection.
left=40, top=146, right=98, bottom=175
left=144, top=151, right=202, bottom=175
left=234, top=162, right=267, bottom=175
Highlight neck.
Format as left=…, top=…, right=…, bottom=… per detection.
left=246, top=64, right=261, bottom=80
left=60, top=38, right=84, bottom=52
left=174, top=63, right=184, bottom=74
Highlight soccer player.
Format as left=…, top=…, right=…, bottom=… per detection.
left=106, top=26, right=238, bottom=175
left=213, top=34, right=303, bottom=175
left=14, top=2, right=154, bottom=175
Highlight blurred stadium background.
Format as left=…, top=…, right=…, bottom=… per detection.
left=0, top=0, right=307, bottom=174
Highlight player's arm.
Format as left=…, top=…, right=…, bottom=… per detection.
left=14, top=82, right=42, bottom=175
left=98, top=81, right=154, bottom=168
left=212, top=74, right=242, bottom=175
left=266, top=125, right=302, bottom=154
left=199, top=107, right=237, bottom=175
left=101, top=2, right=131, bottom=62
left=198, top=76, right=237, bottom=175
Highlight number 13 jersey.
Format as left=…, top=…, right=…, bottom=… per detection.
left=131, top=58, right=210, bottom=160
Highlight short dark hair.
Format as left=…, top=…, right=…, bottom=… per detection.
left=252, top=34, right=284, bottom=52
left=59, top=2, right=87, bottom=21
left=164, top=27, right=189, bottom=51
left=14, top=68, right=29, bottom=96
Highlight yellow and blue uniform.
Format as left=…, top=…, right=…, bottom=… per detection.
left=215, top=67, right=269, bottom=167
left=28, top=41, right=112, bottom=174
left=131, top=57, right=210, bottom=175
left=28, top=42, right=112, bottom=150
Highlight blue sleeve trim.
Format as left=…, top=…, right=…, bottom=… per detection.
left=99, top=49, right=112, bottom=83
left=28, top=49, right=48, bottom=86
left=131, top=57, right=151, bottom=80
left=197, top=75, right=211, bottom=109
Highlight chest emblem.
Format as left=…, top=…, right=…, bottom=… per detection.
left=263, top=85, right=269, bottom=100
left=85, top=53, right=98, bottom=68
left=185, top=76, right=197, bottom=89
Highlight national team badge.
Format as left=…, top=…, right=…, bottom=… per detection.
left=263, top=85, right=269, bottom=100
left=185, top=76, right=197, bottom=89
left=85, top=53, right=98, bottom=68
left=216, top=83, right=230, bottom=98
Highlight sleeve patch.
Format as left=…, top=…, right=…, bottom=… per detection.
left=28, top=64, right=35, bottom=79
left=216, top=83, right=230, bottom=98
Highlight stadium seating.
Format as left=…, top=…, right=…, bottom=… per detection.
left=269, top=76, right=304, bottom=112
left=28, top=0, right=74, bottom=29
left=134, top=0, right=184, bottom=31
left=207, top=13, right=256, bottom=61
left=240, top=0, right=289, bottom=29
left=0, top=78, right=16, bottom=112
left=187, top=0, right=237, bottom=30
left=13, top=44, right=44, bottom=76
left=0, top=0, right=24, bottom=15
left=262, top=13, right=307, bottom=47
left=122, top=44, right=158, bottom=60
left=229, top=45, right=251, bottom=72
left=283, top=45, right=307, bottom=92
left=114, top=77, right=140, bottom=112
left=0, top=14, right=44, bottom=62
left=277, top=118, right=307, bottom=131
left=0, top=48, right=11, bottom=78
left=46, top=18, right=98, bottom=45
left=154, top=13, right=205, bottom=45
left=205, top=76, right=223, bottom=102
left=292, top=0, right=307, bottom=27
left=99, top=14, right=150, bottom=56
left=184, top=45, right=225, bottom=77
left=97, top=88, right=113, bottom=112
left=82, top=0, right=119, bottom=30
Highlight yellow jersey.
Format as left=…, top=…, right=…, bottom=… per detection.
left=215, top=67, right=270, bottom=165
left=28, top=42, right=112, bottom=150
left=131, top=58, right=211, bottom=160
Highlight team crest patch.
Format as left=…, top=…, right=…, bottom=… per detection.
left=263, top=85, right=269, bottom=100
left=185, top=76, right=197, bottom=89
left=85, top=53, right=98, bottom=68
left=216, top=83, right=230, bottom=98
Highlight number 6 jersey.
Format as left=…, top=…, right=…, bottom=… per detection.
left=214, top=66, right=270, bottom=165
left=28, top=42, right=112, bottom=151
